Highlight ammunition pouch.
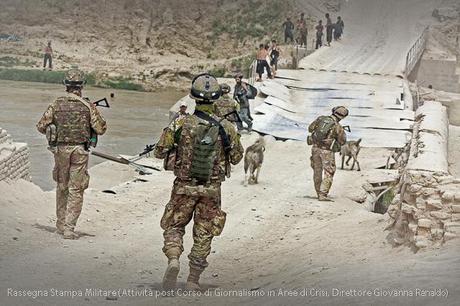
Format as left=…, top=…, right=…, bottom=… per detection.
left=183, top=184, right=219, bottom=198
left=88, top=129, right=98, bottom=148
left=46, top=124, right=57, bottom=147
left=163, top=148, right=177, bottom=171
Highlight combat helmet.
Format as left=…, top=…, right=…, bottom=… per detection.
left=190, top=73, right=221, bottom=102
left=63, top=68, right=86, bottom=87
left=332, top=106, right=349, bottom=119
left=220, top=83, right=231, bottom=94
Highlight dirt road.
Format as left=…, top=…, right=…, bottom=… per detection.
left=1, top=0, right=459, bottom=305
left=1, top=134, right=459, bottom=306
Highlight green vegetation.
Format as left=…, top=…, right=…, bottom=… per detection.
left=0, top=68, right=144, bottom=91
left=0, top=68, right=66, bottom=83
left=211, top=0, right=288, bottom=42
left=0, top=56, right=36, bottom=67
left=208, top=66, right=226, bottom=78
left=102, top=79, right=144, bottom=91
left=375, top=187, right=396, bottom=214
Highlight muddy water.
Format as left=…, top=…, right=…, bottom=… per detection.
left=0, top=80, right=185, bottom=190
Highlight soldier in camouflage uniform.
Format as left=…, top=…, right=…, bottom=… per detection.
left=170, top=102, right=189, bottom=131
left=37, top=69, right=107, bottom=239
left=213, top=83, right=239, bottom=124
left=154, top=74, right=243, bottom=291
left=308, top=106, right=348, bottom=201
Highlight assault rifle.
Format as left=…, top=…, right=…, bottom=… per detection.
left=84, top=97, right=110, bottom=108
left=343, top=125, right=351, bottom=133
left=222, top=110, right=243, bottom=124
left=83, top=97, right=110, bottom=148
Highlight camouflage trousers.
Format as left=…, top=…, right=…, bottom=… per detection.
left=52, top=145, right=90, bottom=232
left=310, top=146, right=336, bottom=197
left=160, top=179, right=226, bottom=272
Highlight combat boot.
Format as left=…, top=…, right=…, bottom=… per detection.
left=63, top=229, right=79, bottom=239
left=318, top=194, right=334, bottom=202
left=185, top=267, right=203, bottom=291
left=56, top=225, right=64, bottom=235
left=162, top=258, right=180, bottom=290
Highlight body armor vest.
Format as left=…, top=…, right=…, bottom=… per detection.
left=53, top=97, right=91, bottom=145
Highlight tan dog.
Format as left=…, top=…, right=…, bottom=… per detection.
left=244, top=137, right=265, bottom=186
left=340, top=138, right=361, bottom=171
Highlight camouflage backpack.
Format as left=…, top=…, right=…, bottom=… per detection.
left=190, top=122, right=220, bottom=182
left=312, top=116, right=336, bottom=143
left=190, top=110, right=231, bottom=182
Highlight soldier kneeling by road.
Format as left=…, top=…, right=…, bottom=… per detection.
left=154, top=74, right=243, bottom=291
left=307, top=106, right=348, bottom=201
left=37, top=69, right=107, bottom=239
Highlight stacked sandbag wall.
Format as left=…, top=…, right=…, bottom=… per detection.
left=0, top=127, right=31, bottom=182
left=386, top=102, right=460, bottom=249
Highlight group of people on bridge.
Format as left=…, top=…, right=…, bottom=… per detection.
left=315, top=13, right=344, bottom=49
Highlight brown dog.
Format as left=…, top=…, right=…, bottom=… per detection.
left=244, top=137, right=265, bottom=186
left=340, top=138, right=361, bottom=171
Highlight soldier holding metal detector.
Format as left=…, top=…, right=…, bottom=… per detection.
left=307, top=106, right=349, bottom=201
left=37, top=69, right=107, bottom=239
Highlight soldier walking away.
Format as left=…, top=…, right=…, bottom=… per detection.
left=282, top=17, right=295, bottom=44
left=154, top=73, right=243, bottom=291
left=307, top=106, right=348, bottom=201
left=325, top=13, right=333, bottom=46
left=214, top=83, right=239, bottom=125
left=43, top=41, right=53, bottom=70
left=36, top=69, right=107, bottom=239
left=297, top=13, right=308, bottom=48
left=269, top=40, right=281, bottom=76
left=315, top=20, right=324, bottom=49
left=233, top=74, right=253, bottom=132
left=334, top=16, right=344, bottom=40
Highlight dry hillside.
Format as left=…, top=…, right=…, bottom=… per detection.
left=0, top=0, right=328, bottom=90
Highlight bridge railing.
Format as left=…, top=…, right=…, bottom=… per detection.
left=248, top=60, right=257, bottom=85
left=405, top=26, right=428, bottom=77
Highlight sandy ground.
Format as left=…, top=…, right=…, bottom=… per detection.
left=1, top=133, right=459, bottom=306
left=2, top=1, right=460, bottom=305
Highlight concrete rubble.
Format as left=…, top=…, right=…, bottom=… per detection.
left=0, top=127, right=31, bottom=182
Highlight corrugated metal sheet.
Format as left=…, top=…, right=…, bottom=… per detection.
left=252, top=70, right=414, bottom=148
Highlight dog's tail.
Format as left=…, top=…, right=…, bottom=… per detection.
left=356, top=138, right=362, bottom=146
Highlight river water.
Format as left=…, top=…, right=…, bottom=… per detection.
left=0, top=80, right=185, bottom=190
